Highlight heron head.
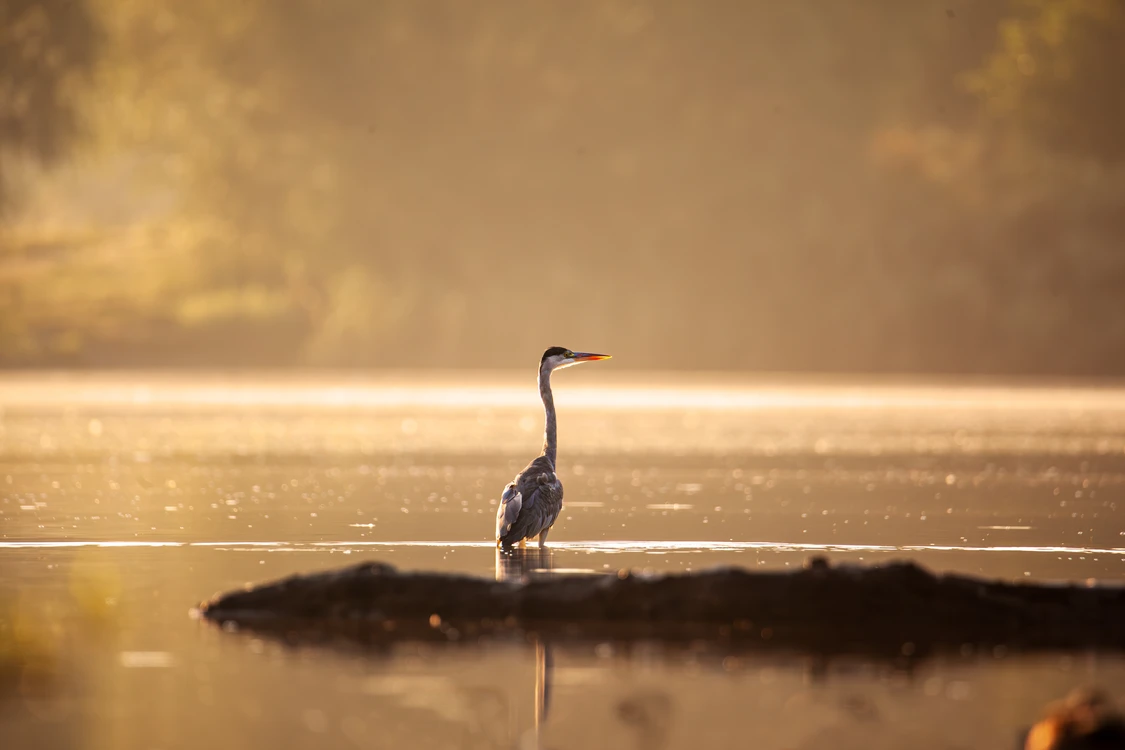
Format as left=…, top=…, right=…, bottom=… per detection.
left=540, top=346, right=612, bottom=372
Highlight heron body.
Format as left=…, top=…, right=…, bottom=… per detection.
left=496, top=347, right=610, bottom=548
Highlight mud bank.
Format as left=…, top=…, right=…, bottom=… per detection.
left=196, top=557, right=1125, bottom=654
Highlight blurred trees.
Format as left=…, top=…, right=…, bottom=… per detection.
left=964, top=0, right=1125, bottom=161
left=1, top=0, right=1124, bottom=375
left=0, top=0, right=99, bottom=354
left=876, top=0, right=1125, bottom=373
left=0, top=0, right=98, bottom=208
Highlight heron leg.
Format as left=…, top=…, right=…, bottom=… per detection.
left=519, top=538, right=527, bottom=549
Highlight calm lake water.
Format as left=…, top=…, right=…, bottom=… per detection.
left=2, top=371, right=1125, bottom=749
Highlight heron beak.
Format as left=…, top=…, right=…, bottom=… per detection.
left=571, top=352, right=611, bottom=362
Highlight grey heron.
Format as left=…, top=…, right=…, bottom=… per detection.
left=495, top=346, right=611, bottom=548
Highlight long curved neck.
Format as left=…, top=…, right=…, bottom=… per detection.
left=538, top=363, right=557, bottom=466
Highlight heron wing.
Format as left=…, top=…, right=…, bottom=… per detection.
left=515, top=456, right=556, bottom=510
left=499, top=455, right=563, bottom=544
left=532, top=481, right=563, bottom=527
left=496, top=483, right=522, bottom=539
left=513, top=476, right=563, bottom=537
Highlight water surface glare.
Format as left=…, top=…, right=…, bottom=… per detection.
left=2, top=373, right=1125, bottom=749
left=7, top=371, right=1125, bottom=411
left=2, top=539, right=1125, bottom=557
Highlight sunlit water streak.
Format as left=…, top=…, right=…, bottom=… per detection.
left=3, top=539, right=1124, bottom=556
left=7, top=375, right=1125, bottom=461
left=5, top=372, right=1125, bottom=411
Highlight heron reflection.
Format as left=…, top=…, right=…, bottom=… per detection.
left=495, top=545, right=555, bottom=582
left=496, top=545, right=557, bottom=744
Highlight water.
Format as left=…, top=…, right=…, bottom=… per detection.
left=2, top=372, right=1125, bottom=749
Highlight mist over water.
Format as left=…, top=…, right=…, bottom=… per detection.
left=2, top=373, right=1124, bottom=748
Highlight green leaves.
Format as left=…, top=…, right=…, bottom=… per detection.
left=964, top=0, right=1125, bottom=160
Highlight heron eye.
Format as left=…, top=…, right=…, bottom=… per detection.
left=565, top=350, right=573, bottom=357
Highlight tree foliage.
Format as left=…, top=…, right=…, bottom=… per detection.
left=0, top=0, right=98, bottom=201
left=2, top=0, right=1125, bottom=375
left=964, top=0, right=1125, bottom=161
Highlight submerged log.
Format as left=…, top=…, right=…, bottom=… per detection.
left=196, top=557, right=1125, bottom=654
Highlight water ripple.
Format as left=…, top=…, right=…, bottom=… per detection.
left=1, top=539, right=1123, bottom=556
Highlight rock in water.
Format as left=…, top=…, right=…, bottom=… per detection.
left=1023, top=689, right=1125, bottom=750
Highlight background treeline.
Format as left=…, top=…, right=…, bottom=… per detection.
left=2, top=0, right=1123, bottom=375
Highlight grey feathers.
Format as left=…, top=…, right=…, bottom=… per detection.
left=495, top=482, right=523, bottom=540
left=496, top=455, right=564, bottom=547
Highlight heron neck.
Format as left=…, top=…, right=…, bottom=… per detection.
left=539, top=364, right=557, bottom=466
